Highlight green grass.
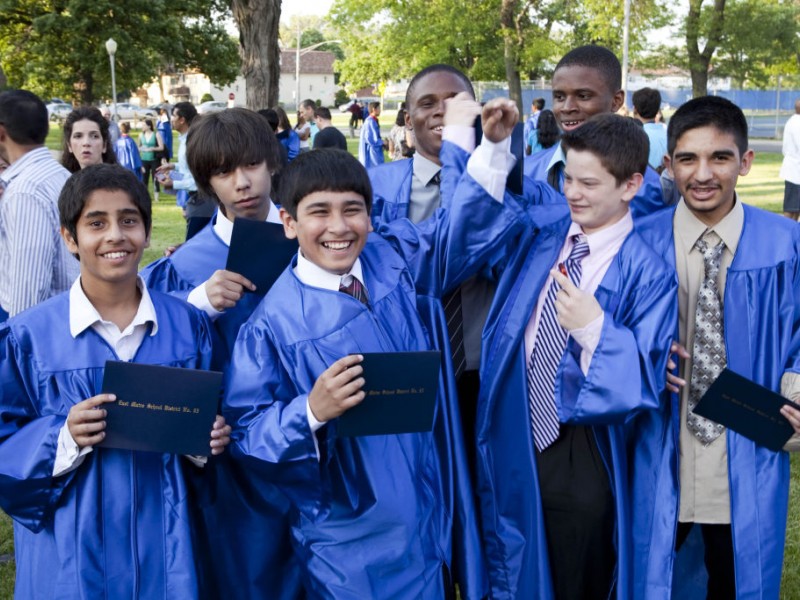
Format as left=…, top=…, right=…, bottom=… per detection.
left=1, top=151, right=797, bottom=597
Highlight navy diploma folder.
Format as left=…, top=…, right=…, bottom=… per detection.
left=337, top=351, right=441, bottom=437
left=693, top=368, right=798, bottom=452
left=225, top=218, right=298, bottom=293
left=99, top=361, right=223, bottom=456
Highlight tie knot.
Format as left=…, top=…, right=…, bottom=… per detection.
left=695, top=231, right=725, bottom=274
left=568, top=234, right=590, bottom=263
left=339, top=275, right=369, bottom=305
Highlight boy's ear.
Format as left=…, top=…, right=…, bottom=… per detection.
left=61, top=225, right=79, bottom=255
left=279, top=207, right=298, bottom=239
left=621, top=172, right=644, bottom=202
left=663, top=154, right=674, bottom=178
left=610, top=89, right=625, bottom=113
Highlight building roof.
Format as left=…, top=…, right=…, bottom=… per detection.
left=280, top=50, right=335, bottom=75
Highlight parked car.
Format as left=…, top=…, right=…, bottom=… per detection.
left=100, top=103, right=157, bottom=121
left=197, top=101, right=227, bottom=114
left=46, top=103, right=72, bottom=123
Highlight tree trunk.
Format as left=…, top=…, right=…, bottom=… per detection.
left=500, top=0, right=523, bottom=120
left=231, top=0, right=282, bottom=110
left=686, top=0, right=726, bottom=97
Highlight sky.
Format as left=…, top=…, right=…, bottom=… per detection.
left=280, top=0, right=335, bottom=21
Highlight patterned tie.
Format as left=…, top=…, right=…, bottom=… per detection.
left=528, top=234, right=590, bottom=452
left=687, top=231, right=727, bottom=445
left=339, top=275, right=369, bottom=306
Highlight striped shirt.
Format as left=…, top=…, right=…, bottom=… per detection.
left=0, top=146, right=78, bottom=316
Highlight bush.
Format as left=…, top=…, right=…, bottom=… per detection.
left=334, top=89, right=349, bottom=107
left=200, top=93, right=214, bottom=103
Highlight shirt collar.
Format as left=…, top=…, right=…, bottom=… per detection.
left=545, top=142, right=566, bottom=172
left=567, top=209, right=633, bottom=254
left=412, top=152, right=441, bottom=186
left=212, top=202, right=282, bottom=246
left=69, top=276, right=158, bottom=338
left=674, top=195, right=744, bottom=255
left=0, top=146, right=49, bottom=186
left=295, top=250, right=364, bottom=293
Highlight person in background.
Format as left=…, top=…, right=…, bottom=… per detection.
left=295, top=112, right=311, bottom=153
left=101, top=108, right=120, bottom=147
left=274, top=106, right=300, bottom=162
left=114, top=121, right=143, bottom=182
left=347, top=100, right=362, bottom=137
left=780, top=99, right=800, bottom=221
left=527, top=109, right=560, bottom=156
left=358, top=101, right=386, bottom=168
left=139, top=118, right=164, bottom=201
left=524, top=97, right=545, bottom=155
left=312, top=106, right=348, bottom=151
left=157, top=106, right=173, bottom=162
left=299, top=99, right=318, bottom=147
left=388, top=109, right=408, bottom=161
left=61, top=106, right=118, bottom=173
left=632, top=87, right=668, bottom=173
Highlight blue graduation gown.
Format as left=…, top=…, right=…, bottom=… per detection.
left=634, top=204, right=800, bottom=599
left=0, top=291, right=213, bottom=599
left=140, top=216, right=301, bottom=600
left=358, top=115, right=384, bottom=168
left=157, top=119, right=173, bottom=160
left=523, top=143, right=666, bottom=219
left=224, top=180, right=523, bottom=599
left=477, top=209, right=676, bottom=600
left=115, top=135, right=143, bottom=181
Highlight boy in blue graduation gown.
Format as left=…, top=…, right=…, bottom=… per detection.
left=475, top=115, right=676, bottom=599
left=224, top=99, right=524, bottom=599
left=0, top=164, right=230, bottom=599
left=358, top=101, right=386, bottom=168
left=141, top=108, right=300, bottom=599
left=635, top=96, right=800, bottom=599
left=523, top=45, right=665, bottom=219
left=114, top=121, right=143, bottom=182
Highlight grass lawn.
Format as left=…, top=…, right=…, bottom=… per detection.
left=0, top=145, right=797, bottom=597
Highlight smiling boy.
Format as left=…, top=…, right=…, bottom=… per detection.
left=0, top=164, right=229, bottom=598
left=474, top=114, right=676, bottom=599
left=636, top=96, right=800, bottom=599
left=224, top=115, right=523, bottom=597
left=523, top=45, right=666, bottom=218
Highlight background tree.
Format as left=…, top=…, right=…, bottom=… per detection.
left=685, top=0, right=726, bottom=97
left=231, top=0, right=282, bottom=109
left=0, top=0, right=238, bottom=104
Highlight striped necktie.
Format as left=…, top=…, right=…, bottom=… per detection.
left=528, top=234, right=590, bottom=452
left=339, top=275, right=369, bottom=306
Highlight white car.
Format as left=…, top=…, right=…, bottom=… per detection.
left=101, top=103, right=157, bottom=121
left=46, top=103, right=72, bottom=123
left=197, top=101, right=227, bottom=114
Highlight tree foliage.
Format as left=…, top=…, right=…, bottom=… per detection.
left=0, top=0, right=238, bottom=105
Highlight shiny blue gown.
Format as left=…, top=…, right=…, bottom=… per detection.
left=0, top=291, right=213, bottom=599
left=634, top=204, right=800, bottom=599
left=114, top=135, right=143, bottom=182
left=523, top=143, right=666, bottom=218
left=476, top=206, right=676, bottom=599
left=358, top=115, right=384, bottom=168
left=224, top=178, right=523, bottom=599
left=140, top=215, right=301, bottom=600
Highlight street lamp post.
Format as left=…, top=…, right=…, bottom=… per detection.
left=105, top=38, right=118, bottom=121
left=294, top=30, right=341, bottom=111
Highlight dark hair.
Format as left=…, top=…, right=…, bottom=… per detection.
left=632, top=87, right=661, bottom=120
left=561, top=113, right=648, bottom=185
left=667, top=95, right=748, bottom=158
left=258, top=108, right=279, bottom=131
left=142, top=118, right=154, bottom=131
left=61, top=106, right=117, bottom=173
left=278, top=149, right=372, bottom=218
left=533, top=97, right=545, bottom=111
left=59, top=164, right=152, bottom=245
left=187, top=108, right=283, bottom=201
left=314, top=106, right=332, bottom=120
left=405, top=64, right=475, bottom=106
left=172, top=101, right=197, bottom=125
left=395, top=109, right=407, bottom=127
left=555, top=45, right=621, bottom=93
left=368, top=101, right=380, bottom=112
left=300, top=99, right=316, bottom=111
left=0, top=89, right=48, bottom=145
left=536, top=110, right=560, bottom=149
left=274, top=106, right=292, bottom=131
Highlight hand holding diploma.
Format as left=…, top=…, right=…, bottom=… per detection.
left=308, top=354, right=365, bottom=422
left=204, top=269, right=257, bottom=311
left=68, top=394, right=116, bottom=449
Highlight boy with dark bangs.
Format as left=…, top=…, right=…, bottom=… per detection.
left=141, top=107, right=301, bottom=599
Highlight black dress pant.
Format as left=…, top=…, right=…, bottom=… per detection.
left=535, top=424, right=616, bottom=600
left=676, top=522, right=736, bottom=600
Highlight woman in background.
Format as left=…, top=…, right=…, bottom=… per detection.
left=60, top=107, right=118, bottom=172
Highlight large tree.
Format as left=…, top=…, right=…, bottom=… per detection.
left=686, top=0, right=727, bottom=97
left=0, top=0, right=238, bottom=105
left=231, top=0, right=281, bottom=109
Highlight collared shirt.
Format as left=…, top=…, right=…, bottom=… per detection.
left=294, top=252, right=367, bottom=453
left=173, top=131, right=196, bottom=192
left=186, top=203, right=282, bottom=317
left=523, top=212, right=633, bottom=375
left=53, top=276, right=158, bottom=477
left=674, top=197, right=743, bottom=524
left=643, top=122, right=668, bottom=171
left=781, top=113, right=800, bottom=185
left=0, top=147, right=78, bottom=316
